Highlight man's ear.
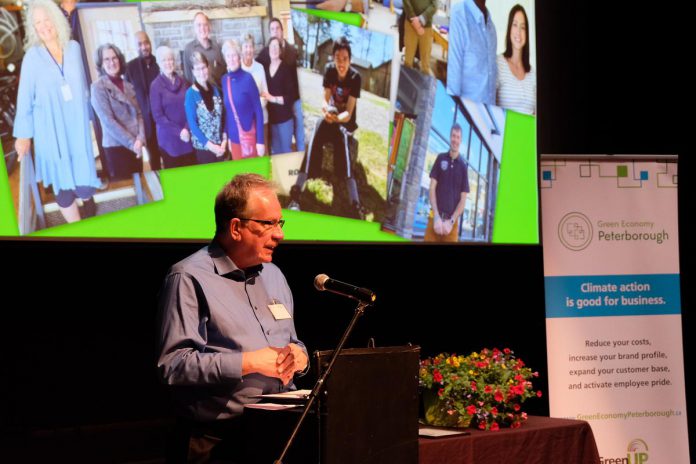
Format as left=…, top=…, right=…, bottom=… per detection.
left=229, top=218, right=243, bottom=241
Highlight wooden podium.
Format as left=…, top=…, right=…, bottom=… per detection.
left=243, top=345, right=420, bottom=464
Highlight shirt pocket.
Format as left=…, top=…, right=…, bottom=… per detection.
left=462, top=39, right=486, bottom=76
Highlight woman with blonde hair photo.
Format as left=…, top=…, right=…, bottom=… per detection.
left=13, top=0, right=100, bottom=223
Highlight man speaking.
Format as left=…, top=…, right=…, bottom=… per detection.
left=157, top=173, right=308, bottom=462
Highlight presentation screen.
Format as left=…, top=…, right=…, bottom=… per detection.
left=0, top=0, right=537, bottom=244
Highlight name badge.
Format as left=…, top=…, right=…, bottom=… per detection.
left=61, top=83, right=73, bottom=102
left=268, top=303, right=291, bottom=320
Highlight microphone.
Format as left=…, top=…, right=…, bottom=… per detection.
left=314, top=274, right=376, bottom=304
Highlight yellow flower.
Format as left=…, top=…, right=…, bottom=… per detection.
left=469, top=370, right=475, bottom=375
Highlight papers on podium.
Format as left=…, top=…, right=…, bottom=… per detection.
left=255, top=389, right=311, bottom=401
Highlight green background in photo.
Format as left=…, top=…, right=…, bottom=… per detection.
left=0, top=151, right=18, bottom=236
left=492, top=111, right=539, bottom=244
left=293, top=8, right=362, bottom=27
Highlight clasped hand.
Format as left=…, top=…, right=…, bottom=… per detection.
left=243, top=344, right=308, bottom=385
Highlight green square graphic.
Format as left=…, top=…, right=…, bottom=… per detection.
left=616, top=165, right=628, bottom=177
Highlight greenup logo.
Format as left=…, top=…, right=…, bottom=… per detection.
left=627, top=438, right=649, bottom=463
left=558, top=212, right=593, bottom=251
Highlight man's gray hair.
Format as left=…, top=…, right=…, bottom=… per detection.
left=214, top=174, right=277, bottom=235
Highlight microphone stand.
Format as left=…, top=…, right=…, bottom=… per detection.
left=274, top=300, right=371, bottom=464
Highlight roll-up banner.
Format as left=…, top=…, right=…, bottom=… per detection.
left=541, top=158, right=689, bottom=463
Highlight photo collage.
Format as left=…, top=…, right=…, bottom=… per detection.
left=0, top=0, right=537, bottom=243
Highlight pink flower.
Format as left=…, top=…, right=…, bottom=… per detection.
left=438, top=388, right=444, bottom=397
left=466, top=405, right=477, bottom=415
left=513, top=404, right=521, bottom=411
left=484, top=385, right=493, bottom=393
left=490, top=422, right=500, bottom=431
left=478, top=422, right=486, bottom=430
left=447, top=409, right=455, bottom=415
left=536, top=390, right=543, bottom=398
left=490, top=407, right=498, bottom=415
left=494, top=390, right=504, bottom=402
left=503, top=348, right=511, bottom=354
left=470, top=381, right=477, bottom=391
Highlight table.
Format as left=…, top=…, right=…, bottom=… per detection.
left=419, top=416, right=600, bottom=464
left=432, top=28, right=448, bottom=60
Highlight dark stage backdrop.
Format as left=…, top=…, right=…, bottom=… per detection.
left=2, top=242, right=548, bottom=427
left=2, top=1, right=691, bottom=461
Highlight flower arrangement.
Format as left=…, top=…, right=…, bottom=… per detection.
left=419, top=348, right=541, bottom=430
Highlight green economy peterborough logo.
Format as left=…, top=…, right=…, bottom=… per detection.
left=558, top=212, right=593, bottom=251
left=626, top=438, right=649, bottom=463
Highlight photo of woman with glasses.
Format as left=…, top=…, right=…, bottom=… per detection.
left=184, top=51, right=227, bottom=164
left=90, top=43, right=145, bottom=181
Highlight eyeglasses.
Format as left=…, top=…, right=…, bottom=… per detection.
left=238, top=217, right=286, bottom=230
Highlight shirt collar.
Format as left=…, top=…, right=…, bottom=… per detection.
left=465, top=0, right=488, bottom=26
left=209, top=240, right=263, bottom=281
left=196, top=37, right=216, bottom=51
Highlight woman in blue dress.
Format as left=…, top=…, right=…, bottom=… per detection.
left=13, top=0, right=100, bottom=223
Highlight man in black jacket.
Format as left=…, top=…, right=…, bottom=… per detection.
left=125, top=31, right=161, bottom=170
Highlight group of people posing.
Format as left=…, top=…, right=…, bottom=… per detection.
left=92, top=12, right=305, bottom=173
left=13, top=2, right=303, bottom=223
